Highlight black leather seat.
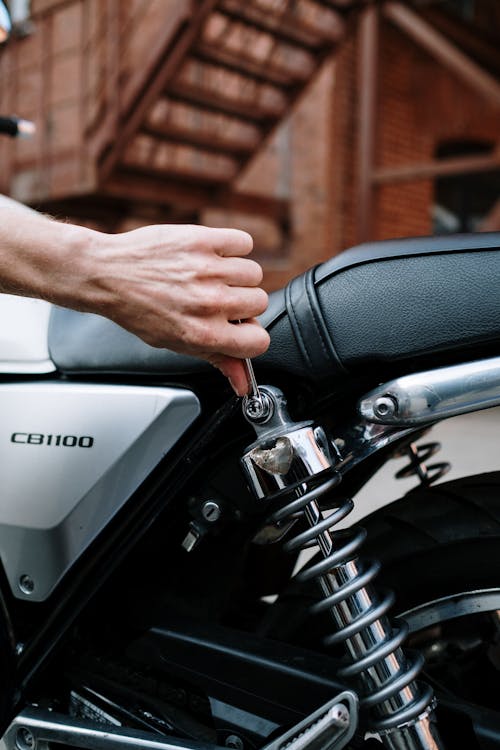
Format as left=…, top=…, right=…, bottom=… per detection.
left=48, top=232, right=500, bottom=386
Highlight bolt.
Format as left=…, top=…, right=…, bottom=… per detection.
left=243, top=391, right=274, bottom=424
left=16, top=728, right=36, bottom=750
left=225, top=736, right=244, bottom=750
left=245, top=396, right=266, bottom=419
left=201, top=501, right=221, bottom=523
left=331, top=704, right=350, bottom=727
left=373, top=395, right=398, bottom=420
left=19, top=575, right=35, bottom=595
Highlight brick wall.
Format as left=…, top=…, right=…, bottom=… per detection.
left=201, top=58, right=338, bottom=290
left=0, top=0, right=188, bottom=202
left=214, top=11, right=500, bottom=290
left=374, top=20, right=499, bottom=242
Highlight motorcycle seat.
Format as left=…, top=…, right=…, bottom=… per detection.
left=48, top=232, right=500, bottom=387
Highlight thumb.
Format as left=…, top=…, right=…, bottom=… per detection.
left=209, top=355, right=250, bottom=396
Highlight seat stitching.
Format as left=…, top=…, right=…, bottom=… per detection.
left=285, top=280, right=313, bottom=369
left=305, top=269, right=329, bottom=364
left=309, top=269, right=349, bottom=374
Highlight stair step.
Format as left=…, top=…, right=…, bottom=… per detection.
left=192, top=43, right=308, bottom=88
left=141, top=122, right=255, bottom=158
left=121, top=160, right=234, bottom=186
left=219, top=0, right=338, bottom=50
left=166, top=83, right=284, bottom=123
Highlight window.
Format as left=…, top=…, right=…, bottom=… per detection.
left=432, top=140, right=500, bottom=234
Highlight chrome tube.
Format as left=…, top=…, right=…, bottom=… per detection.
left=359, top=355, right=500, bottom=427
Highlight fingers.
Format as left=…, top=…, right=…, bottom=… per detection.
left=209, top=356, right=250, bottom=396
left=224, top=287, right=268, bottom=320
left=217, top=256, right=263, bottom=287
left=202, top=319, right=270, bottom=360
left=209, top=228, right=253, bottom=258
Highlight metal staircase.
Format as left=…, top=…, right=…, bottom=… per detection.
left=97, top=0, right=351, bottom=223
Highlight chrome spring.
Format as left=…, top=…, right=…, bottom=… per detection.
left=268, top=474, right=434, bottom=732
left=395, top=440, right=450, bottom=486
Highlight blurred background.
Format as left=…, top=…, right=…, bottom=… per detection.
left=0, top=0, right=498, bottom=291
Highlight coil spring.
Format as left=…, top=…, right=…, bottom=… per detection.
left=268, top=472, right=433, bottom=732
left=395, top=440, right=450, bottom=486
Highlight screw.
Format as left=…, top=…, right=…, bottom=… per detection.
left=16, top=728, right=36, bottom=750
left=243, top=391, right=274, bottom=424
left=373, top=395, right=398, bottom=420
left=201, top=501, right=221, bottom=523
left=331, top=704, right=350, bottom=727
left=19, top=575, right=35, bottom=595
left=225, top=736, right=244, bottom=750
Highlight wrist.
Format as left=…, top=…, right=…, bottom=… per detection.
left=38, top=222, right=109, bottom=312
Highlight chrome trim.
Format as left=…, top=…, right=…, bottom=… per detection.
left=263, top=693, right=356, bottom=750
left=358, top=356, right=500, bottom=427
left=0, top=708, right=211, bottom=750
left=334, top=420, right=414, bottom=476
left=400, top=588, right=500, bottom=634
left=241, top=386, right=334, bottom=500
left=378, top=707, right=442, bottom=750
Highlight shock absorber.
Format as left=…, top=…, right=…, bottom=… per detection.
left=394, top=439, right=450, bottom=487
left=241, top=386, right=445, bottom=750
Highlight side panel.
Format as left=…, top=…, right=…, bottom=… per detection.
left=0, top=295, right=55, bottom=374
left=0, top=382, right=200, bottom=601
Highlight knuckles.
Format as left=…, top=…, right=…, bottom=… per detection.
left=249, top=259, right=264, bottom=285
left=189, top=289, right=222, bottom=316
left=253, top=288, right=269, bottom=315
left=190, top=227, right=252, bottom=255
left=253, top=326, right=271, bottom=356
left=182, top=319, right=217, bottom=349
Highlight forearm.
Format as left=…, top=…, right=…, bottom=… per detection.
left=0, top=194, right=39, bottom=214
left=0, top=203, right=93, bottom=306
left=0, top=203, right=269, bottom=394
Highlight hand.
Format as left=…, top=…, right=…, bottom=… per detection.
left=80, top=224, right=270, bottom=395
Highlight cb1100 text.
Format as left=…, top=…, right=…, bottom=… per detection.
left=11, top=433, right=94, bottom=447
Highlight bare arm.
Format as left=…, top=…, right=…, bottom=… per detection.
left=0, top=202, right=270, bottom=394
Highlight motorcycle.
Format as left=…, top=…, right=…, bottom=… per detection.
left=0, top=230, right=499, bottom=750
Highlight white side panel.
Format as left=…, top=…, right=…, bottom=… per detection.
left=0, top=382, right=200, bottom=600
left=0, top=294, right=55, bottom=373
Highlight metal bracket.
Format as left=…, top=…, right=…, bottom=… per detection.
left=1, top=694, right=357, bottom=750
left=263, top=692, right=357, bottom=750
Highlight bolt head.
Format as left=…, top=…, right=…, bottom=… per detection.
left=16, top=728, right=36, bottom=750
left=373, top=395, right=398, bottom=419
left=225, top=736, right=244, bottom=750
left=242, top=392, right=274, bottom=424
left=201, top=501, right=221, bottom=523
left=19, top=575, right=35, bottom=595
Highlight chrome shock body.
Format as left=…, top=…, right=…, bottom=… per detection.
left=241, top=387, right=444, bottom=750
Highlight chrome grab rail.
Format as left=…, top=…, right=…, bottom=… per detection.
left=358, top=356, right=500, bottom=426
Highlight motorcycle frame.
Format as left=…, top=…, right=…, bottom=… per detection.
left=2, top=354, right=500, bottom=740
